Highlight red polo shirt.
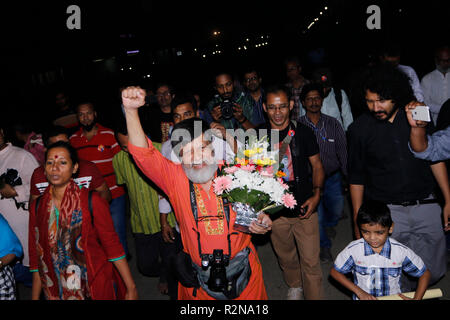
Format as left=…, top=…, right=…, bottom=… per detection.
left=70, top=124, right=124, bottom=199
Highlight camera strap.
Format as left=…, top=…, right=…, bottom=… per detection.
left=188, top=177, right=233, bottom=260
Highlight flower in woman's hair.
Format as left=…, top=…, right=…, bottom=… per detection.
left=282, top=193, right=297, bottom=209
left=224, top=166, right=238, bottom=174
left=241, top=164, right=256, bottom=172
left=213, top=175, right=233, bottom=195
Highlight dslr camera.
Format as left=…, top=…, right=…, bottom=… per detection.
left=0, top=169, right=27, bottom=210
left=201, top=249, right=230, bottom=293
left=0, top=169, right=22, bottom=190
left=220, top=98, right=235, bottom=120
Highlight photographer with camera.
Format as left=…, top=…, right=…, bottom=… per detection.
left=0, top=124, right=39, bottom=289
left=205, top=72, right=257, bottom=130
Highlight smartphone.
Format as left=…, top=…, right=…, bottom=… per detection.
left=411, top=106, right=431, bottom=122
left=254, top=221, right=268, bottom=228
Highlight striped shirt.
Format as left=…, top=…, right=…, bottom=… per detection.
left=334, top=237, right=426, bottom=299
left=70, top=124, right=124, bottom=199
left=299, top=113, right=348, bottom=177
left=113, top=146, right=176, bottom=235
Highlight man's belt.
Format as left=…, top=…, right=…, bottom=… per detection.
left=387, top=199, right=439, bottom=207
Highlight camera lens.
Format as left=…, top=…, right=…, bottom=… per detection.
left=220, top=99, right=234, bottom=120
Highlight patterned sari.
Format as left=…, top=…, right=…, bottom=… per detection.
left=39, top=180, right=90, bottom=299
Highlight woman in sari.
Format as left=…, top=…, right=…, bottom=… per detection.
left=29, top=141, right=137, bottom=300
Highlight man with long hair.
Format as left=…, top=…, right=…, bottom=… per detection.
left=348, top=65, right=450, bottom=292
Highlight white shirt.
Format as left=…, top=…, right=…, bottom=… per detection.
left=321, top=88, right=354, bottom=131
left=421, top=69, right=450, bottom=119
left=0, top=144, right=39, bottom=266
left=397, top=64, right=425, bottom=103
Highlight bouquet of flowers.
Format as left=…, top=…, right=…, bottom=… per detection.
left=213, top=136, right=297, bottom=233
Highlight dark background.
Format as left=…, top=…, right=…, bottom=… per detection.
left=0, top=0, right=448, bottom=133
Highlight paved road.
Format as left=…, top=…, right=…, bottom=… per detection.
left=16, top=197, right=450, bottom=300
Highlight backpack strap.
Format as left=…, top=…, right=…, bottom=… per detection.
left=333, top=87, right=342, bottom=113
left=333, top=87, right=345, bottom=126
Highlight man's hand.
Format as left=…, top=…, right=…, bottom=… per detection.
left=211, top=105, right=222, bottom=122
left=210, top=122, right=227, bottom=140
left=122, top=86, right=146, bottom=111
left=249, top=213, right=272, bottom=234
left=232, top=103, right=246, bottom=123
left=299, top=194, right=320, bottom=219
left=405, top=101, right=428, bottom=128
left=0, top=184, right=18, bottom=199
left=161, top=223, right=175, bottom=243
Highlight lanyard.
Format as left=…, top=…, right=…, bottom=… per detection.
left=188, top=179, right=233, bottom=258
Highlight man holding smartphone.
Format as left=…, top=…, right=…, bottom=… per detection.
left=347, top=65, right=450, bottom=292
left=406, top=104, right=450, bottom=162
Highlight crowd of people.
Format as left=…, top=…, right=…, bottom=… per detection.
left=0, top=43, right=449, bottom=300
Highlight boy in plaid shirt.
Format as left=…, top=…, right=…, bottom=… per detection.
left=330, top=200, right=431, bottom=300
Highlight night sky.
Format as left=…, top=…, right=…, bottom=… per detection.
left=0, top=0, right=448, bottom=131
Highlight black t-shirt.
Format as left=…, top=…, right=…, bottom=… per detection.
left=257, top=121, right=320, bottom=208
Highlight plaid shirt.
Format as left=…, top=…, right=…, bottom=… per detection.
left=0, top=265, right=16, bottom=300
left=286, top=79, right=310, bottom=121
left=334, top=237, right=426, bottom=299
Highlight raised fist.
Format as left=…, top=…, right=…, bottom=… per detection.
left=122, top=86, right=146, bottom=110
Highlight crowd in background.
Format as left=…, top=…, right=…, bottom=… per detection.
left=0, top=42, right=449, bottom=300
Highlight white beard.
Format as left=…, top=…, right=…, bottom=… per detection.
left=182, top=162, right=218, bottom=184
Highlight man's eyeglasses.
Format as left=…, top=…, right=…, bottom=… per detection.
left=156, top=91, right=171, bottom=98
left=244, top=76, right=258, bottom=83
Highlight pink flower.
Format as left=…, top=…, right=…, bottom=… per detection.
left=277, top=177, right=289, bottom=190
left=260, top=166, right=274, bottom=177
left=241, top=164, right=255, bottom=172
left=224, top=166, right=238, bottom=174
left=282, top=193, right=297, bottom=209
left=213, top=176, right=233, bottom=195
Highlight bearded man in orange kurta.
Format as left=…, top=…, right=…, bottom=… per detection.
left=121, top=86, right=272, bottom=300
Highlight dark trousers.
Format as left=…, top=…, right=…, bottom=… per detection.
left=133, top=229, right=182, bottom=300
